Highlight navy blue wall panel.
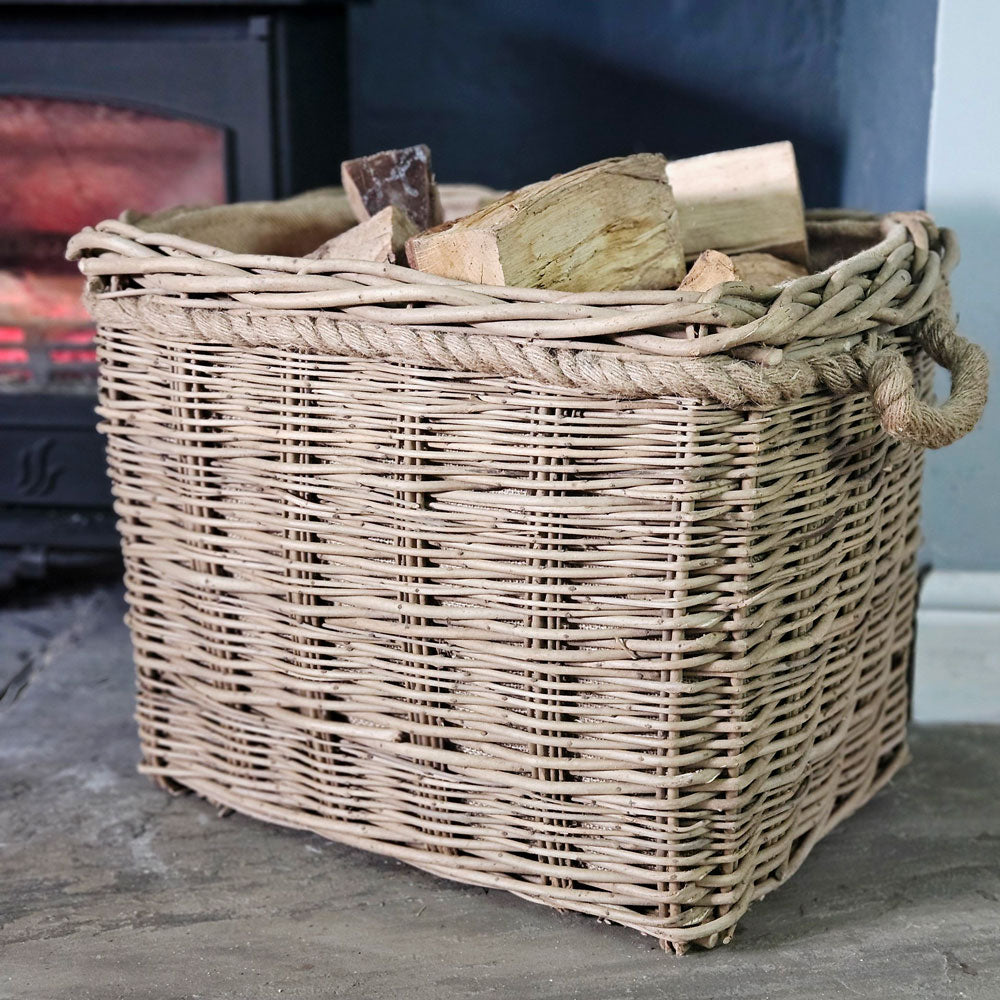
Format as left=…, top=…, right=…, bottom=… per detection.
left=350, top=0, right=938, bottom=210
left=837, top=0, right=938, bottom=211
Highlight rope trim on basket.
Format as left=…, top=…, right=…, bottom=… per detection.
left=84, top=293, right=987, bottom=449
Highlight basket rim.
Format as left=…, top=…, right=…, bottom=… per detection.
left=68, top=200, right=954, bottom=359
left=67, top=200, right=966, bottom=419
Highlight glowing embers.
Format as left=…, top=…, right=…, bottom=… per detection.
left=0, top=271, right=94, bottom=387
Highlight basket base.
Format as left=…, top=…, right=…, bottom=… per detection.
left=142, top=739, right=910, bottom=952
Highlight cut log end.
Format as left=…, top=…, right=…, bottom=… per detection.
left=679, top=250, right=739, bottom=293
left=341, top=145, right=443, bottom=232
left=731, top=252, right=809, bottom=286
left=667, top=141, right=809, bottom=266
left=305, top=205, right=419, bottom=264
left=677, top=248, right=809, bottom=294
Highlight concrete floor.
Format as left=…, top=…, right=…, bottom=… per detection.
left=2, top=581, right=998, bottom=1000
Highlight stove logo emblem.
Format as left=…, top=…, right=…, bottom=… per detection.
left=16, top=438, right=64, bottom=498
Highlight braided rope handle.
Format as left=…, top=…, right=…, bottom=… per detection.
left=867, top=312, right=989, bottom=448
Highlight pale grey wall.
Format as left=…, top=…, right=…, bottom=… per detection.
left=924, top=0, right=999, bottom=570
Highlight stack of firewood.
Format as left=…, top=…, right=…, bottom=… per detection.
left=308, top=141, right=810, bottom=293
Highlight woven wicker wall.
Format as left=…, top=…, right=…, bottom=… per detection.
left=97, top=325, right=931, bottom=949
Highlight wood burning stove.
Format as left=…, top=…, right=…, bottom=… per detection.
left=0, top=0, right=352, bottom=585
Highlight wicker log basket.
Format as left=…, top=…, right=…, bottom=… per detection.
left=68, top=187, right=988, bottom=952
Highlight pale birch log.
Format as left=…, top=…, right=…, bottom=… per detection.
left=666, top=141, right=809, bottom=264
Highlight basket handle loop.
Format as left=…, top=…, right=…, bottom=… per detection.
left=866, top=312, right=989, bottom=448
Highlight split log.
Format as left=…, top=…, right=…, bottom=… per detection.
left=731, top=252, right=809, bottom=286
left=666, top=141, right=809, bottom=265
left=678, top=249, right=739, bottom=292
left=439, top=184, right=505, bottom=222
left=304, top=206, right=419, bottom=263
left=405, top=154, right=685, bottom=291
left=341, top=145, right=443, bottom=232
left=677, top=248, right=809, bottom=294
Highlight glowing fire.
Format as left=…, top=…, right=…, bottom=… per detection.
left=1, top=96, right=225, bottom=234
left=0, top=96, right=224, bottom=389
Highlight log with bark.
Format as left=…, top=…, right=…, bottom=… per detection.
left=404, top=154, right=685, bottom=291
left=341, top=145, right=443, bottom=232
